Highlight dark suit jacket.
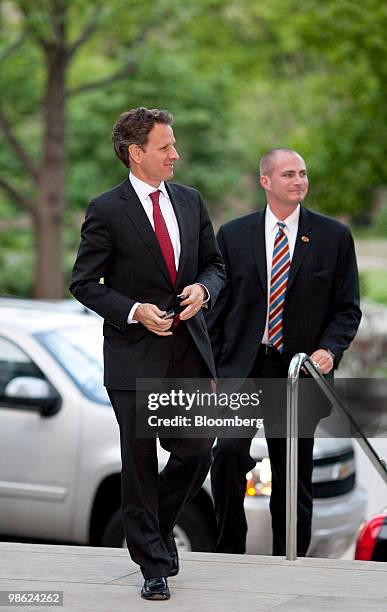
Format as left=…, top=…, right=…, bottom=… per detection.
left=70, top=178, right=225, bottom=388
left=206, top=206, right=361, bottom=379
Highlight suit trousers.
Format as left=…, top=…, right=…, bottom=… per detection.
left=211, top=346, right=315, bottom=556
left=107, top=324, right=213, bottom=579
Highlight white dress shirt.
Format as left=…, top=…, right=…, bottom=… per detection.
left=129, top=172, right=181, bottom=267
left=127, top=172, right=208, bottom=323
left=262, top=204, right=300, bottom=344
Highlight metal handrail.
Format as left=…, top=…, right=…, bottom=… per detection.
left=286, top=352, right=387, bottom=561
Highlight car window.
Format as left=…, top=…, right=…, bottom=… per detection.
left=0, top=335, right=46, bottom=395
left=35, top=326, right=110, bottom=405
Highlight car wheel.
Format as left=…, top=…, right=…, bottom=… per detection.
left=101, top=508, right=125, bottom=548
left=175, top=503, right=215, bottom=552
left=101, top=503, right=215, bottom=552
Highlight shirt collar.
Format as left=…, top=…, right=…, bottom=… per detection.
left=266, top=203, right=300, bottom=233
left=129, top=171, right=169, bottom=201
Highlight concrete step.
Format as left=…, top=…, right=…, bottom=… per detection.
left=0, top=543, right=386, bottom=611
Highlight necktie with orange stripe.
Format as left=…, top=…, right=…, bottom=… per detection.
left=268, top=222, right=290, bottom=353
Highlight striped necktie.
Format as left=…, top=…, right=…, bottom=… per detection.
left=268, top=222, right=290, bottom=353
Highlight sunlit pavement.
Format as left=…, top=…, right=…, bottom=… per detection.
left=1, top=543, right=386, bottom=611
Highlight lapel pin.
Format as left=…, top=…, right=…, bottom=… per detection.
left=301, top=235, right=310, bottom=243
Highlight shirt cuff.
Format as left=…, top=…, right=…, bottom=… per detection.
left=197, top=284, right=210, bottom=309
left=128, top=302, right=141, bottom=324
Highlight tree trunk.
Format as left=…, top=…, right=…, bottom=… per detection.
left=34, top=12, right=67, bottom=298
left=34, top=205, right=63, bottom=298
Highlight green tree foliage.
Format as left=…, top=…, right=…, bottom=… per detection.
left=259, top=0, right=387, bottom=216
left=179, top=0, right=387, bottom=215
left=0, top=0, right=240, bottom=297
left=0, top=0, right=386, bottom=297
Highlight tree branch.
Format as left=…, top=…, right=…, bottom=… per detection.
left=0, top=176, right=36, bottom=217
left=0, top=108, right=40, bottom=185
left=65, top=60, right=137, bottom=97
left=65, top=19, right=158, bottom=97
left=16, top=1, right=53, bottom=51
left=0, top=214, right=32, bottom=231
left=0, top=28, right=31, bottom=64
left=66, top=4, right=103, bottom=62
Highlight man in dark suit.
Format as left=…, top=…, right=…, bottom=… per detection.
left=70, top=107, right=224, bottom=600
left=206, top=148, right=361, bottom=557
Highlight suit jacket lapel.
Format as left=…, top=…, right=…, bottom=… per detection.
left=250, top=208, right=267, bottom=296
left=287, top=205, right=313, bottom=293
left=165, top=182, right=191, bottom=289
left=118, top=179, right=173, bottom=287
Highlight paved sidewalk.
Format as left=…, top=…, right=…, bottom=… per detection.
left=0, top=543, right=386, bottom=611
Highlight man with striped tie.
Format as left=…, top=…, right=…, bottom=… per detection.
left=207, top=148, right=361, bottom=556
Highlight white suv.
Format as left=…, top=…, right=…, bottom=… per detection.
left=0, top=300, right=367, bottom=556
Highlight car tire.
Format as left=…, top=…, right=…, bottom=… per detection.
left=100, top=508, right=124, bottom=548
left=175, top=503, right=215, bottom=552
left=101, top=503, right=215, bottom=552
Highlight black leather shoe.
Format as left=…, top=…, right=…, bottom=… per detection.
left=141, top=577, right=170, bottom=600
left=165, top=532, right=179, bottom=577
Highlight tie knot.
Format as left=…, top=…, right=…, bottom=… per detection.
left=278, top=222, right=286, bottom=230
left=149, top=190, right=160, bottom=206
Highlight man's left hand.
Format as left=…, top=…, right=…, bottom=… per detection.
left=310, top=349, right=334, bottom=375
left=179, top=284, right=206, bottom=320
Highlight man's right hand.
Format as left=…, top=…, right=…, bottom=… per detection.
left=133, top=304, right=173, bottom=336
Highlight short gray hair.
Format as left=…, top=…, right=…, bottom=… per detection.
left=259, top=148, right=303, bottom=176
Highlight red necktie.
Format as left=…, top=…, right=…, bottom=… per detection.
left=149, top=190, right=177, bottom=286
